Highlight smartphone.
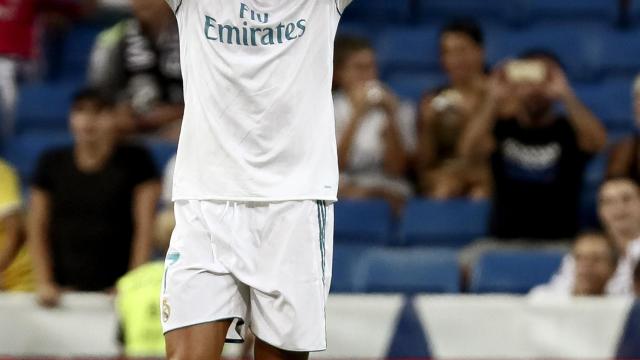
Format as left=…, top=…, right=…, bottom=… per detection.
left=505, top=60, right=547, bottom=84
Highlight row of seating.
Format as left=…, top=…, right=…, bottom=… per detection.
left=331, top=245, right=565, bottom=294
left=356, top=22, right=640, bottom=82
left=342, top=0, right=637, bottom=25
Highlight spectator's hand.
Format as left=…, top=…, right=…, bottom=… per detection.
left=37, top=282, right=61, bottom=308
left=379, top=86, right=399, bottom=115
left=487, top=66, right=511, bottom=105
left=545, top=64, right=573, bottom=101
left=348, top=83, right=373, bottom=118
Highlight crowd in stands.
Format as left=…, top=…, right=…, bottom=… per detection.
left=1, top=0, right=640, bottom=341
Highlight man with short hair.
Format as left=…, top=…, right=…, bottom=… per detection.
left=572, top=232, right=618, bottom=296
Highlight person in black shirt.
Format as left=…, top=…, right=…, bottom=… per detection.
left=88, top=0, right=182, bottom=139
left=460, top=52, right=607, bottom=241
left=28, top=88, right=161, bottom=307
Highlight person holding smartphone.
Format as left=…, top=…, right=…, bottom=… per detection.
left=459, top=51, right=607, bottom=259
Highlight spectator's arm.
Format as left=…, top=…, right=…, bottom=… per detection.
left=129, top=180, right=161, bottom=269
left=380, top=91, right=408, bottom=177
left=337, top=87, right=370, bottom=171
left=606, top=137, right=635, bottom=178
left=547, top=65, right=607, bottom=153
left=88, top=23, right=125, bottom=94
left=27, top=188, right=60, bottom=307
left=416, top=95, right=438, bottom=172
left=136, top=104, right=185, bottom=131
left=562, top=92, right=607, bottom=153
left=0, top=214, right=22, bottom=273
left=458, top=96, right=499, bottom=161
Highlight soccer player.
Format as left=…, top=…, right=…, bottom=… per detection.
left=160, top=1, right=352, bottom=360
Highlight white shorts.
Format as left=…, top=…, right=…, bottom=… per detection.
left=161, top=199, right=333, bottom=352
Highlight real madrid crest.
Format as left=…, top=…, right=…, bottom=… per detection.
left=162, top=298, right=171, bottom=323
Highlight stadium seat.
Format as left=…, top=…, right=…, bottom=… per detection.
left=520, top=0, right=617, bottom=23
left=334, top=200, right=393, bottom=245
left=357, top=247, right=460, bottom=294
left=495, top=22, right=605, bottom=81
left=331, top=244, right=372, bottom=293
left=574, top=77, right=634, bottom=133
left=385, top=71, right=447, bottom=103
left=15, top=82, right=80, bottom=134
left=375, top=26, right=440, bottom=77
left=470, top=249, right=565, bottom=294
left=596, top=28, right=640, bottom=78
left=341, top=0, right=412, bottom=24
left=2, top=132, right=73, bottom=182
left=417, top=0, right=526, bottom=26
left=400, top=199, right=490, bottom=248
left=60, top=25, right=102, bottom=81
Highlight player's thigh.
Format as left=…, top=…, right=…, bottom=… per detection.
left=165, top=320, right=232, bottom=360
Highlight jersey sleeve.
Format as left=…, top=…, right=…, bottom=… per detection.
left=164, top=0, right=182, bottom=13
left=335, top=0, right=353, bottom=14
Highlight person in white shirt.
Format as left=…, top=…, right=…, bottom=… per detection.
left=531, top=177, right=640, bottom=297
left=332, top=36, right=416, bottom=213
left=160, top=1, right=353, bottom=360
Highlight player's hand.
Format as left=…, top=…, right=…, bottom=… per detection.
left=37, top=282, right=61, bottom=308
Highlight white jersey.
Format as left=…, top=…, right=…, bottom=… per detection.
left=166, top=0, right=351, bottom=201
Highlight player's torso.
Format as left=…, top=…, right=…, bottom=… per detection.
left=172, top=0, right=341, bottom=200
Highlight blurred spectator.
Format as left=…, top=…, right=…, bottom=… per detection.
left=0, top=0, right=94, bottom=137
left=532, top=177, right=640, bottom=296
left=28, top=88, right=160, bottom=307
left=634, top=260, right=640, bottom=297
left=571, top=232, right=618, bottom=296
left=460, top=52, right=607, bottom=240
left=417, top=20, right=491, bottom=199
left=115, top=210, right=172, bottom=358
left=88, top=0, right=182, bottom=140
left=333, top=36, right=416, bottom=212
left=0, top=158, right=33, bottom=291
left=607, top=73, right=640, bottom=181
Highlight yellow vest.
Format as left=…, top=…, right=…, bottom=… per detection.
left=0, top=159, right=34, bottom=292
left=116, top=261, right=166, bottom=357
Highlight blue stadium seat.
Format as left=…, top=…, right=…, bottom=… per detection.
left=596, top=28, right=640, bottom=77
left=470, top=249, right=565, bottom=294
left=574, top=77, right=634, bottom=133
left=400, top=199, right=490, bottom=248
left=520, top=0, right=617, bottom=23
left=331, top=244, right=372, bottom=293
left=142, top=139, right=178, bottom=172
left=385, top=71, right=447, bottom=103
left=334, top=200, right=393, bottom=245
left=417, top=0, right=525, bottom=25
left=341, top=0, right=412, bottom=23
left=375, top=26, right=440, bottom=77
left=15, top=82, right=80, bottom=134
left=60, top=25, right=102, bottom=81
left=357, top=247, right=460, bottom=294
left=496, top=22, right=605, bottom=81
left=2, top=132, right=73, bottom=182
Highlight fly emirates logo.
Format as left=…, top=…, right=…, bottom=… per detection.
left=204, top=3, right=307, bottom=46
